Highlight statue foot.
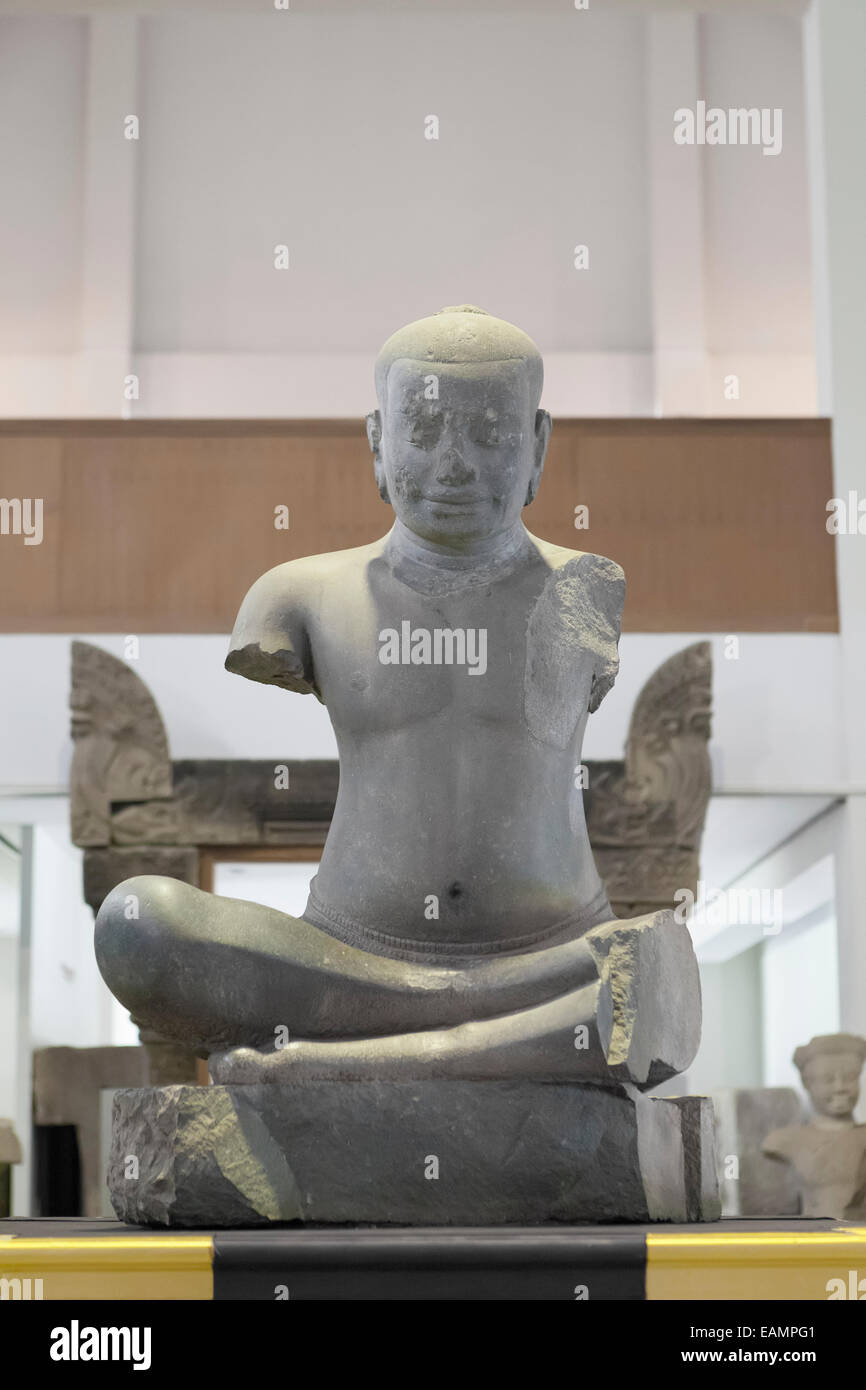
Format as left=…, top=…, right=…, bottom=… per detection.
left=210, top=1044, right=296, bottom=1083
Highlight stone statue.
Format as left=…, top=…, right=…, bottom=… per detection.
left=96, top=307, right=715, bottom=1224
left=763, top=1033, right=866, bottom=1219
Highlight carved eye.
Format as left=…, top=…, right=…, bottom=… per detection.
left=408, top=415, right=443, bottom=448
left=469, top=410, right=499, bottom=447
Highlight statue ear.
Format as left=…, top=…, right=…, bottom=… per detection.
left=524, top=409, right=551, bottom=506
left=366, top=410, right=390, bottom=503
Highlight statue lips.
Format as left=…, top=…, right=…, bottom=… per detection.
left=422, top=493, right=485, bottom=509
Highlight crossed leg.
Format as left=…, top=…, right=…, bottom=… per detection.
left=211, top=908, right=700, bottom=1088
left=95, top=875, right=700, bottom=1087
left=95, top=874, right=599, bottom=1051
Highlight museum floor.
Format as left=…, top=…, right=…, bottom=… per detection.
left=1, top=1217, right=864, bottom=1300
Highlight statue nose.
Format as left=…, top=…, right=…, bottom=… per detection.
left=436, top=449, right=476, bottom=487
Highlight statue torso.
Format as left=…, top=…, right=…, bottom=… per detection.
left=765, top=1123, right=866, bottom=1219
left=228, top=530, right=625, bottom=957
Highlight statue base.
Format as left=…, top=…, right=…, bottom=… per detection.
left=108, top=1082, right=720, bottom=1227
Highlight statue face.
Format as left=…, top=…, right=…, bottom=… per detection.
left=803, top=1054, right=862, bottom=1119
left=369, top=359, right=550, bottom=546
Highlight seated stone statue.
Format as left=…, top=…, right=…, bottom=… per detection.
left=95, top=305, right=700, bottom=1090
left=763, top=1033, right=866, bottom=1219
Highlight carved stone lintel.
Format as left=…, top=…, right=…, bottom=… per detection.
left=594, top=847, right=701, bottom=917
left=110, top=759, right=338, bottom=846
left=70, top=642, right=173, bottom=847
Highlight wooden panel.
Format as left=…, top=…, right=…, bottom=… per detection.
left=0, top=418, right=837, bottom=632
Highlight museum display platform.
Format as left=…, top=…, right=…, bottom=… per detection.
left=2, top=1217, right=864, bottom=1300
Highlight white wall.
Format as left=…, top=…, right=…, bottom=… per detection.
left=682, top=799, right=855, bottom=1117
left=702, top=11, right=813, bottom=358
left=589, top=633, right=846, bottom=795
left=689, top=910, right=843, bottom=1110
left=691, top=801, right=839, bottom=964
left=0, top=16, right=88, bottom=356
left=214, top=860, right=319, bottom=918
left=686, top=944, right=764, bottom=1097
left=28, top=824, right=117, bottom=1049
left=762, top=910, right=840, bottom=1093
left=804, top=0, right=866, bottom=1047
left=0, top=631, right=848, bottom=797
left=135, top=13, right=652, bottom=358
left=0, top=3, right=817, bottom=417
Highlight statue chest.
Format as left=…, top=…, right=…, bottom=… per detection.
left=310, top=572, right=597, bottom=746
left=792, top=1128, right=866, bottom=1188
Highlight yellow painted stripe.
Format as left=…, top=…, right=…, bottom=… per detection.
left=0, top=1236, right=213, bottom=1301
left=647, top=1227, right=866, bottom=1301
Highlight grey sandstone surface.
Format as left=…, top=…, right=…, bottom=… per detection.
left=94, top=306, right=715, bottom=1225
left=109, top=1083, right=720, bottom=1227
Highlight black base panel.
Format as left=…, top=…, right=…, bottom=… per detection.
left=212, top=1227, right=647, bottom=1300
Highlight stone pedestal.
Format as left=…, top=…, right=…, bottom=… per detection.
left=108, top=1082, right=720, bottom=1227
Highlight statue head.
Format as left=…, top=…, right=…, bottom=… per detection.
left=367, top=305, right=551, bottom=547
left=794, top=1034, right=866, bottom=1121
